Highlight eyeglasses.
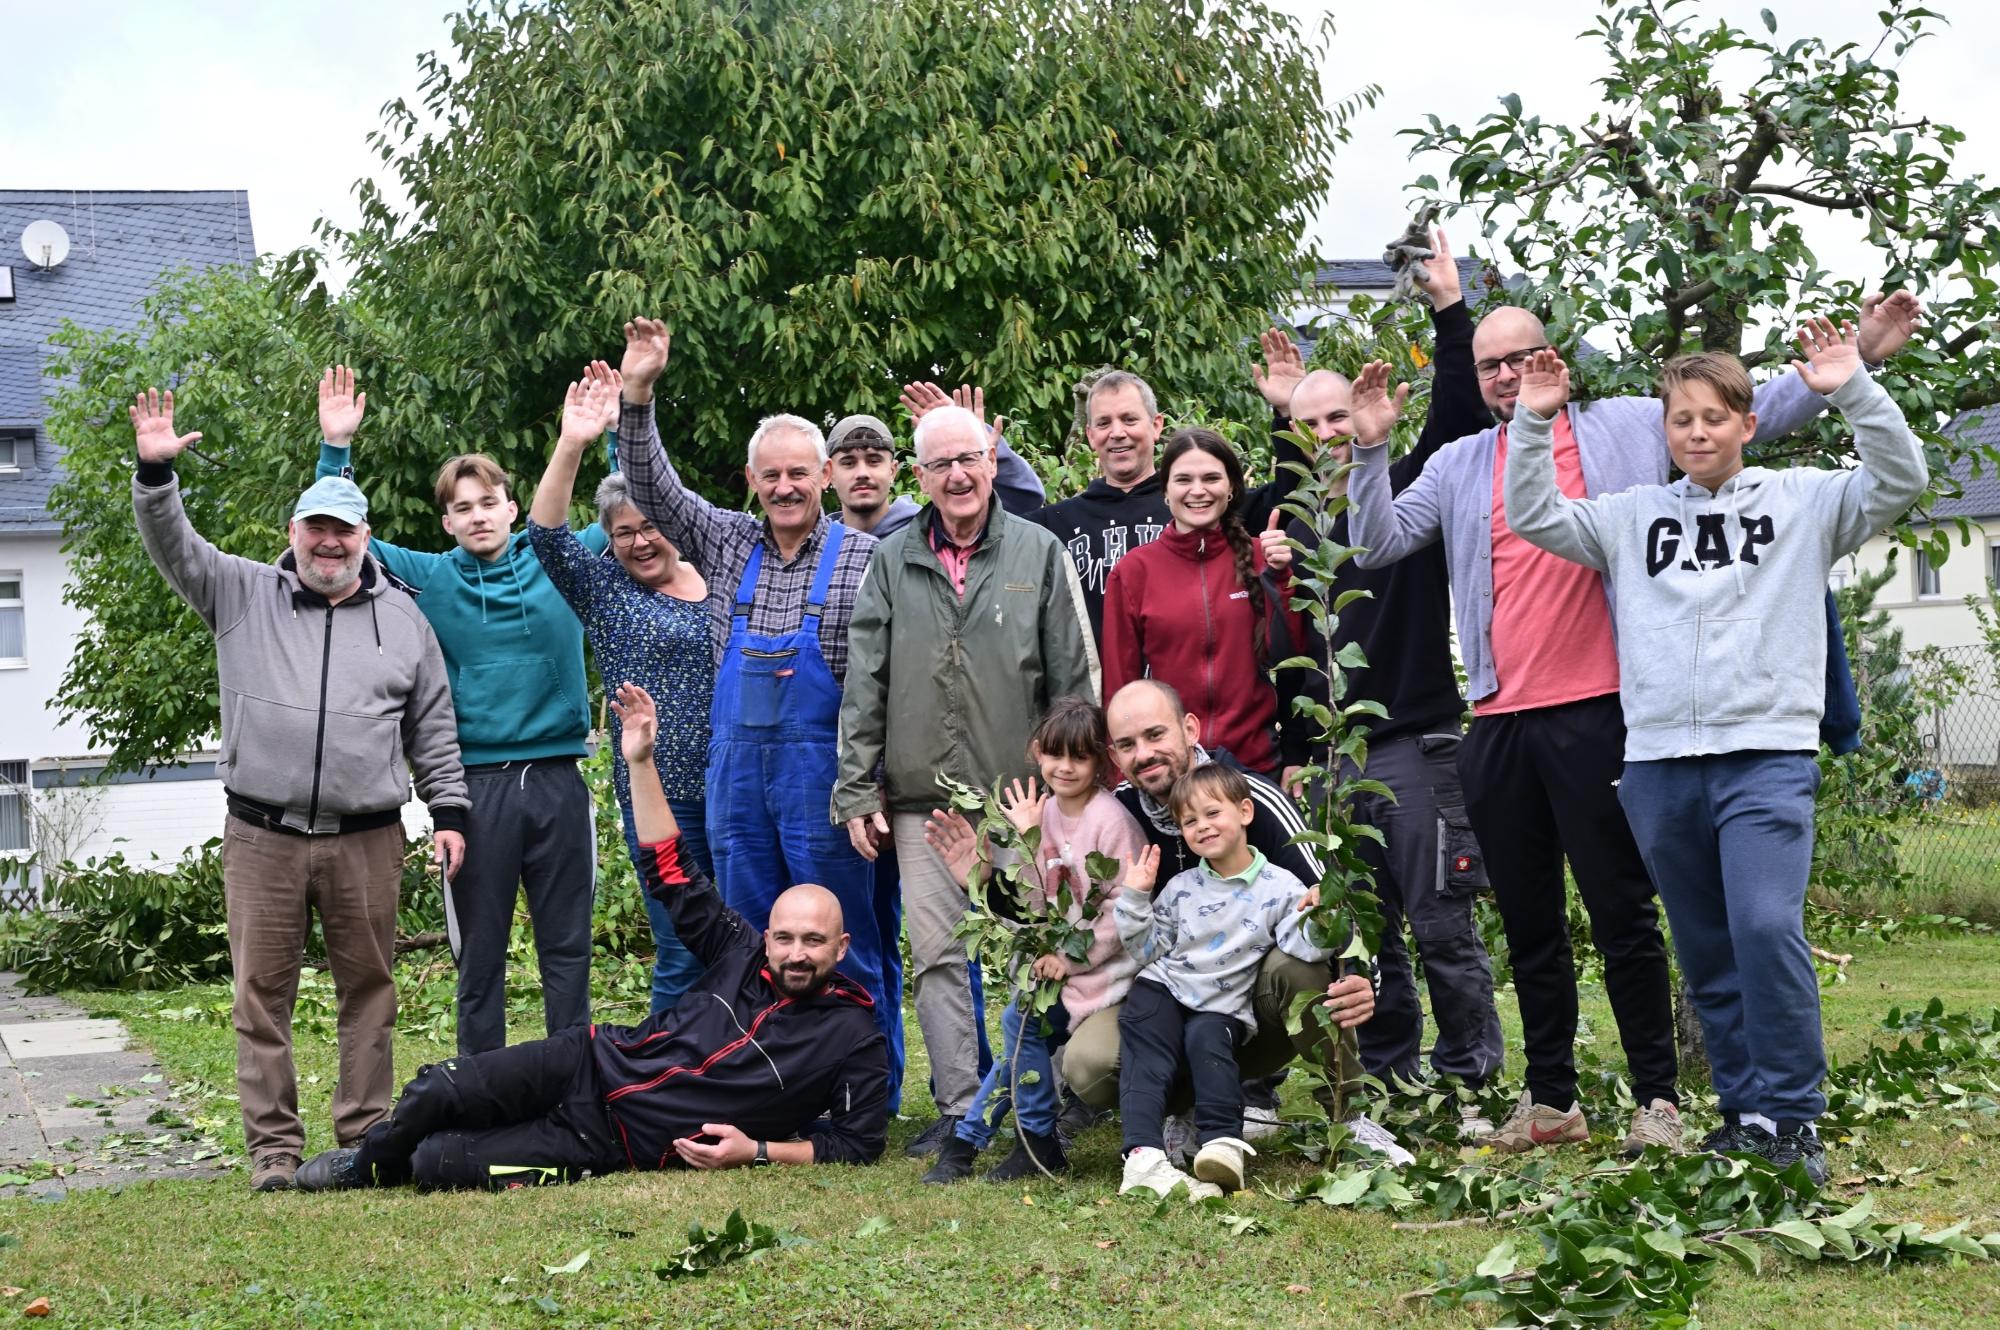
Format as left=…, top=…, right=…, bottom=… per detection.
left=610, top=522, right=661, bottom=547
left=915, top=449, right=989, bottom=477
left=1473, top=346, right=1552, bottom=380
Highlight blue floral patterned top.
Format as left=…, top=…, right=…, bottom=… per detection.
left=528, top=519, right=714, bottom=804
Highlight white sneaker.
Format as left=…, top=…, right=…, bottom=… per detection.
left=1345, top=1115, right=1415, bottom=1165
left=1240, top=1105, right=1284, bottom=1142
left=1459, top=1103, right=1496, bottom=1140
left=1120, top=1146, right=1208, bottom=1199
left=1191, top=1136, right=1256, bottom=1192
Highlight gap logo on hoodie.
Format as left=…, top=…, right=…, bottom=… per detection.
left=1645, top=513, right=1776, bottom=576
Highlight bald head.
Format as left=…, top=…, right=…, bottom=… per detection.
left=1106, top=679, right=1200, bottom=797
left=1289, top=370, right=1356, bottom=485
left=1472, top=307, right=1551, bottom=421
left=764, top=882, right=849, bottom=996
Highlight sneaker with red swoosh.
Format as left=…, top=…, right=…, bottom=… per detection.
left=1484, top=1090, right=1589, bottom=1153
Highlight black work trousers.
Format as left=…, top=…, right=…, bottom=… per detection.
left=1457, top=692, right=1678, bottom=1108
left=352, top=1026, right=625, bottom=1190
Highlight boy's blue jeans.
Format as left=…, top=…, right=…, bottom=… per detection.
left=955, top=996, right=1072, bottom=1148
left=1618, top=751, right=1826, bottom=1123
left=620, top=797, right=712, bottom=1016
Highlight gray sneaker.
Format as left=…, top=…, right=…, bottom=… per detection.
left=1621, top=1098, right=1684, bottom=1157
left=294, top=1147, right=362, bottom=1192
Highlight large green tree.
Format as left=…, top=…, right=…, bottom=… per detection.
left=1405, top=0, right=1999, bottom=543
left=50, top=0, right=1360, bottom=771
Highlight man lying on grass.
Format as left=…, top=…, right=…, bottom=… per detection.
left=295, top=682, right=889, bottom=1191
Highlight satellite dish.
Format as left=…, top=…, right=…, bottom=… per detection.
left=20, top=220, right=70, bottom=270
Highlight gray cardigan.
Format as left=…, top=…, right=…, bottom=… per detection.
left=1346, top=372, right=1825, bottom=703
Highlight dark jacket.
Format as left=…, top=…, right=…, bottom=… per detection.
left=590, top=835, right=889, bottom=1168
left=1114, top=746, right=1322, bottom=886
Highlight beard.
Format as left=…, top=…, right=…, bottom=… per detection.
left=297, top=548, right=365, bottom=598
left=772, top=962, right=827, bottom=997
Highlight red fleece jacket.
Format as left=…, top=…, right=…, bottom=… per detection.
left=1101, top=523, right=1287, bottom=775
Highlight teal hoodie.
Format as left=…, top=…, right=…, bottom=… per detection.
left=318, top=442, right=611, bottom=765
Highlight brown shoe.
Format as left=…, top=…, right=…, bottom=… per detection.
left=1621, top=1099, right=1684, bottom=1157
left=1484, top=1091, right=1589, bottom=1153
left=250, top=1151, right=300, bottom=1192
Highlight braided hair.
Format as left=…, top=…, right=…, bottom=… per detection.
left=1160, top=427, right=1267, bottom=667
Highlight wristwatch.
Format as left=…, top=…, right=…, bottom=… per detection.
left=752, top=1140, right=771, bottom=1167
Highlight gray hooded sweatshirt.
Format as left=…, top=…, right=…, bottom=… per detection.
left=134, top=472, right=470, bottom=832
left=1503, top=370, right=1926, bottom=762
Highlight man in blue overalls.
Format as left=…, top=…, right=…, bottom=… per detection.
left=612, top=318, right=913, bottom=1109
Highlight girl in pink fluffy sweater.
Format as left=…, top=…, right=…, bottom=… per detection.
left=918, top=697, right=1148, bottom=1184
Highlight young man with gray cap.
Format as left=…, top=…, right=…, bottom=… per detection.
left=827, top=382, right=1044, bottom=539
left=129, top=389, right=469, bottom=1194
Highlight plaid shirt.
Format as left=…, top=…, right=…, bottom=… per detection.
left=617, top=399, right=877, bottom=683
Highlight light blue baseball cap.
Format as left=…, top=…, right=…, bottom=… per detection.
left=292, top=475, right=370, bottom=526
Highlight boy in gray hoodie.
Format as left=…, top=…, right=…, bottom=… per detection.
left=1495, top=319, right=1927, bottom=1184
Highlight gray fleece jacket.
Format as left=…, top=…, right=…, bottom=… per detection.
left=1114, top=852, right=1329, bottom=1032
left=1503, top=370, right=1926, bottom=761
left=1348, top=371, right=1826, bottom=703
left=134, top=472, right=470, bottom=833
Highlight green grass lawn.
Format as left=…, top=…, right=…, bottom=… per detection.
left=4, top=932, right=1997, bottom=1328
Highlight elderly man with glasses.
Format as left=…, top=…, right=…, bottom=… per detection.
left=613, top=318, right=907, bottom=1111
left=836, top=404, right=1099, bottom=1154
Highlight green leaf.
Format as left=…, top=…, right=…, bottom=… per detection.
left=854, top=1215, right=892, bottom=1238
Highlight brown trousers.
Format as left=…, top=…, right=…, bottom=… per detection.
left=1063, top=950, right=1364, bottom=1118
left=221, top=814, right=404, bottom=1158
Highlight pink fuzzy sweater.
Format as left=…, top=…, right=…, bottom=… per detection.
left=1029, top=788, right=1151, bottom=1025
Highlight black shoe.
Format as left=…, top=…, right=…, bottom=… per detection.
left=984, top=1129, right=1068, bottom=1183
left=920, top=1134, right=979, bottom=1184
left=294, top=1147, right=363, bottom=1192
left=1698, top=1121, right=1769, bottom=1155
left=1058, top=1088, right=1105, bottom=1135
left=1767, top=1129, right=1829, bottom=1186
left=904, top=1113, right=964, bottom=1158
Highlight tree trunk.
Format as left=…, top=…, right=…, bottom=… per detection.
left=1673, top=974, right=1709, bottom=1085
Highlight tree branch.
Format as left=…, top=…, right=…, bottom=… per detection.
left=1750, top=183, right=1954, bottom=242
left=1728, top=114, right=1783, bottom=198
left=1663, top=279, right=1720, bottom=311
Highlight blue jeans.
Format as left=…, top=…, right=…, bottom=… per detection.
left=956, top=996, right=1070, bottom=1148
left=1618, top=751, right=1825, bottom=1123
left=621, top=797, right=711, bottom=1016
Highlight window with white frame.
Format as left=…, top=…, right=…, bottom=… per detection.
left=0, top=761, right=28, bottom=853
left=1989, top=540, right=2000, bottom=594
left=1915, top=549, right=1942, bottom=598
left=0, top=573, right=22, bottom=664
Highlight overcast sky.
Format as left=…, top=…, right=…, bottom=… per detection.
left=6, top=1, right=1994, bottom=296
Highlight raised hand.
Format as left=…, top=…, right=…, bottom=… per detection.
left=318, top=364, right=367, bottom=446
left=1792, top=316, right=1862, bottom=395
left=620, top=318, right=672, bottom=402
left=1252, top=327, right=1306, bottom=411
left=1855, top=291, right=1922, bottom=364
left=898, top=380, right=951, bottom=422
left=922, top=807, right=983, bottom=887
left=999, top=776, right=1047, bottom=836
left=1258, top=507, right=1293, bottom=572
left=1121, top=843, right=1162, bottom=896
left=1516, top=348, right=1571, bottom=419
left=583, top=359, right=623, bottom=433
left=1349, top=361, right=1411, bottom=446
left=129, top=388, right=202, bottom=464
left=1415, top=228, right=1463, bottom=309
left=608, top=680, right=659, bottom=767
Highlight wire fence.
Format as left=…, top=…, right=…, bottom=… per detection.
left=1852, top=642, right=2000, bottom=897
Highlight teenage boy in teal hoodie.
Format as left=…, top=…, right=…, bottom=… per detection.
left=315, top=366, right=612, bottom=1055
left=1497, top=320, right=1927, bottom=1184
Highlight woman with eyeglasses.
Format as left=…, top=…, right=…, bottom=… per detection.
left=528, top=366, right=715, bottom=1014
left=1099, top=428, right=1306, bottom=785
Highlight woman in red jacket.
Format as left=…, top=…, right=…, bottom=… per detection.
left=1101, top=428, right=1301, bottom=782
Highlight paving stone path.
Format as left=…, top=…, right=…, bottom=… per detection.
left=0, top=973, right=234, bottom=1198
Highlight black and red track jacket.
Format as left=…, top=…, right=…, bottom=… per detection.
left=587, top=834, right=889, bottom=1169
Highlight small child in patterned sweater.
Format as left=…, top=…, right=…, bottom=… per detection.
left=1113, top=763, right=1329, bottom=1198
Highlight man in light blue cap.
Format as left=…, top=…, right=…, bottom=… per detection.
left=129, top=388, right=470, bottom=1192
